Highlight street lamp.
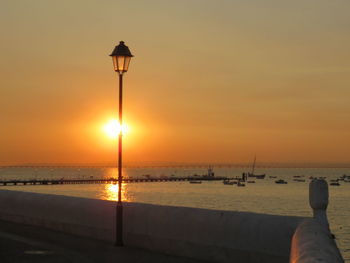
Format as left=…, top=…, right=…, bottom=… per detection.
left=110, top=41, right=133, bottom=246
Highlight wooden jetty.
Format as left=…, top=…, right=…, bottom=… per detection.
left=0, top=176, right=229, bottom=187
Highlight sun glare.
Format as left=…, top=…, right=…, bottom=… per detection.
left=98, top=183, right=129, bottom=202
left=103, top=119, right=129, bottom=138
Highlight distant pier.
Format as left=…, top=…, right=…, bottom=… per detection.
left=0, top=176, right=229, bottom=186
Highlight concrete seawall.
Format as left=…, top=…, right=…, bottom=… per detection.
left=0, top=189, right=304, bottom=263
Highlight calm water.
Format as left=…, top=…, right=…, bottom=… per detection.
left=0, top=167, right=349, bottom=261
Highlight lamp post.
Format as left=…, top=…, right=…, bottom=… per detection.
left=110, top=41, right=133, bottom=246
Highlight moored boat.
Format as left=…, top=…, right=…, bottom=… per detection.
left=247, top=156, right=266, bottom=179
left=237, top=181, right=245, bottom=187
left=248, top=173, right=266, bottom=179
left=293, top=179, right=306, bottom=182
left=189, top=181, right=202, bottom=184
left=223, top=180, right=235, bottom=185
left=275, top=179, right=288, bottom=184
left=199, top=166, right=216, bottom=179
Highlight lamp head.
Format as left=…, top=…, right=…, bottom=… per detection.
left=110, top=41, right=134, bottom=74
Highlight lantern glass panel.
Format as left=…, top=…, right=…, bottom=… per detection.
left=123, top=56, right=131, bottom=72
left=112, top=56, right=118, bottom=72
left=117, top=56, right=126, bottom=72
left=111, top=55, right=132, bottom=73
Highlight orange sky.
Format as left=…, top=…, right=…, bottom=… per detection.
left=1, top=1, right=350, bottom=165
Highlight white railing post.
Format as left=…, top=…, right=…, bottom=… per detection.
left=290, top=179, right=344, bottom=263
left=309, top=179, right=329, bottom=229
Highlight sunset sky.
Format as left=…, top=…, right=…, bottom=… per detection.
left=1, top=0, right=350, bottom=165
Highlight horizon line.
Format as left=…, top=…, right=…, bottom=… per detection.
left=1, top=161, right=350, bottom=169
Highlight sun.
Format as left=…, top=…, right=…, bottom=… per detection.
left=103, top=119, right=129, bottom=138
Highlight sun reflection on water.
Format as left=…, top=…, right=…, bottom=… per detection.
left=102, top=183, right=130, bottom=202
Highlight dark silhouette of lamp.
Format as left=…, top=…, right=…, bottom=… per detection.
left=110, top=41, right=133, bottom=246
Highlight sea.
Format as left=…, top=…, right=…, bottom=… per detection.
left=0, top=166, right=349, bottom=261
